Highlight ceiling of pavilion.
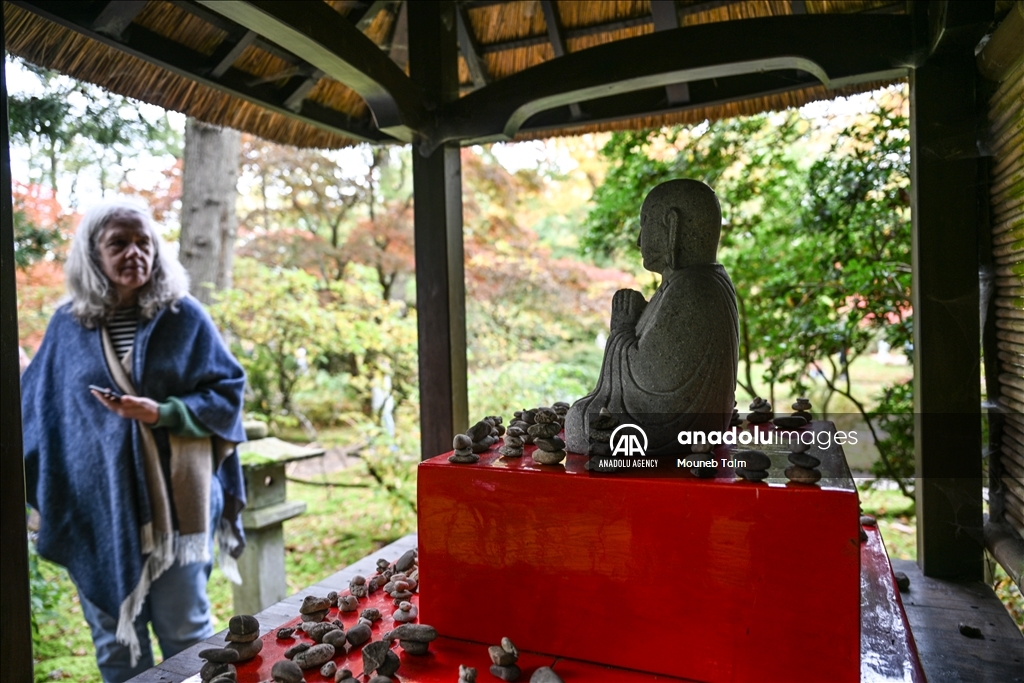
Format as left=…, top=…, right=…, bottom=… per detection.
left=4, top=0, right=935, bottom=150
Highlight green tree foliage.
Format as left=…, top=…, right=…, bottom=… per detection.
left=583, top=94, right=915, bottom=493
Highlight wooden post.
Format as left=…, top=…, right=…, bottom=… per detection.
left=0, top=11, right=36, bottom=680
left=910, top=46, right=985, bottom=580
left=408, top=0, right=468, bottom=460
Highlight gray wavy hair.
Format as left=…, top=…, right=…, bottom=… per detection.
left=65, top=197, right=189, bottom=327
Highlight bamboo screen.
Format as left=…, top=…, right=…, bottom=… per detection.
left=990, top=56, right=1024, bottom=541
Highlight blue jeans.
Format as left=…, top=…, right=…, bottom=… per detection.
left=78, top=479, right=223, bottom=683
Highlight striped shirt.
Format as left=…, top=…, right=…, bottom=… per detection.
left=107, top=306, right=139, bottom=359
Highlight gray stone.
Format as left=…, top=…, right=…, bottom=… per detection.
left=270, top=663, right=301, bottom=683
left=299, top=595, right=331, bottom=615
left=322, top=629, right=348, bottom=649
left=501, top=637, right=518, bottom=656
left=400, top=639, right=430, bottom=655
left=293, top=643, right=335, bottom=669
left=360, top=607, right=382, bottom=622
left=527, top=422, right=561, bottom=439
left=860, top=515, right=877, bottom=527
left=587, top=442, right=611, bottom=458
left=334, top=668, right=353, bottom=681
left=228, top=614, right=259, bottom=636
left=449, top=452, right=480, bottom=464
left=772, top=415, right=807, bottom=429
left=208, top=674, right=237, bottom=683
left=734, top=449, right=771, bottom=470
left=792, top=398, right=812, bottom=411
left=320, top=661, right=337, bottom=679
left=459, top=664, right=478, bottom=683
left=385, top=623, right=437, bottom=642
left=785, top=465, right=821, bottom=484
left=520, top=410, right=537, bottom=425
left=860, top=527, right=869, bottom=542
left=393, top=601, right=418, bottom=622
left=226, top=638, right=262, bottom=661
left=300, top=609, right=328, bottom=623
left=200, top=661, right=234, bottom=681
left=490, top=664, right=522, bottom=681
left=338, top=595, right=359, bottom=612
left=499, top=446, right=524, bottom=458
left=199, top=647, right=239, bottom=663
left=532, top=449, right=566, bottom=465
left=788, top=452, right=821, bottom=469
left=396, top=548, right=417, bottom=572
left=894, top=571, right=910, bottom=592
left=390, top=589, right=413, bottom=601
left=471, top=441, right=492, bottom=453
left=534, top=408, right=558, bottom=424
left=530, top=666, right=564, bottom=683
left=284, top=642, right=310, bottom=659
left=367, top=677, right=392, bottom=683
left=736, top=468, right=769, bottom=482
left=276, top=627, right=295, bottom=639
left=489, top=645, right=517, bottom=666
left=534, top=436, right=565, bottom=451
left=305, top=621, right=339, bottom=643
left=468, top=421, right=492, bottom=442
left=346, top=622, right=372, bottom=646
left=361, top=640, right=391, bottom=674
left=453, top=433, right=473, bottom=450
left=746, top=412, right=772, bottom=424
left=377, top=650, right=400, bottom=677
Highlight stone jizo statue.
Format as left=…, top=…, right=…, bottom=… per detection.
left=564, top=179, right=739, bottom=454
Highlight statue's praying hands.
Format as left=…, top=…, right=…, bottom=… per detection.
left=611, top=288, right=647, bottom=333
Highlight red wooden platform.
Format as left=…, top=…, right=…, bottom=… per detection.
left=185, top=524, right=921, bottom=682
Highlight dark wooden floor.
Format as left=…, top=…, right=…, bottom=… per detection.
left=891, top=559, right=1024, bottom=683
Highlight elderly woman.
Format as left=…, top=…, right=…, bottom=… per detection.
left=21, top=198, right=247, bottom=683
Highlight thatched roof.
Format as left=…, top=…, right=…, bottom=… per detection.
left=4, top=1, right=913, bottom=149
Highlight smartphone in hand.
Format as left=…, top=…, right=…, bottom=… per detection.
left=88, top=384, right=123, bottom=402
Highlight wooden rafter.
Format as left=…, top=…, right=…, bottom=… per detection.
left=539, top=0, right=583, bottom=120
left=457, top=2, right=490, bottom=88
left=650, top=0, right=690, bottom=105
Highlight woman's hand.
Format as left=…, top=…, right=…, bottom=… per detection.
left=91, top=390, right=159, bottom=425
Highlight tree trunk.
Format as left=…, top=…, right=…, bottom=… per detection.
left=179, top=118, right=241, bottom=304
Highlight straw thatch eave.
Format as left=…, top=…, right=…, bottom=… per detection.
left=5, top=0, right=911, bottom=149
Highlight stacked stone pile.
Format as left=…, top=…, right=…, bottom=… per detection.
left=530, top=407, right=566, bottom=465
left=746, top=397, right=773, bottom=424
left=499, top=425, right=526, bottom=458
left=585, top=408, right=618, bottom=471
left=773, top=396, right=813, bottom=429
left=509, top=409, right=536, bottom=445
left=488, top=636, right=521, bottom=681
left=449, top=433, right=479, bottom=464
left=197, top=614, right=264, bottom=681
left=362, top=640, right=401, bottom=678
left=384, top=623, right=438, bottom=656
left=784, top=440, right=821, bottom=484
left=734, top=449, right=771, bottom=482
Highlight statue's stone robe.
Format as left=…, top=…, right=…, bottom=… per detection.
left=565, top=263, right=739, bottom=454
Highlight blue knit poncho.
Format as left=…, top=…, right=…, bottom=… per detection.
left=22, top=295, right=247, bottom=656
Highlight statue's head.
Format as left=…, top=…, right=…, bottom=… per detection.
left=638, top=179, right=722, bottom=273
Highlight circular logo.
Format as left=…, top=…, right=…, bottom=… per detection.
left=609, top=423, right=648, bottom=457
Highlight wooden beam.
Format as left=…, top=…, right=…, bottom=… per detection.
left=92, top=0, right=147, bottom=38
left=650, top=0, right=690, bottom=104
left=408, top=0, right=468, bottom=459
left=539, top=0, right=582, bottom=120
left=478, top=1, right=741, bottom=54
left=209, top=29, right=256, bottom=78
left=910, top=1, right=992, bottom=581
left=388, top=1, right=408, bottom=71
left=0, top=9, right=35, bottom=681
left=283, top=68, right=324, bottom=113
left=456, top=2, right=490, bottom=88
left=13, top=1, right=389, bottom=143
left=196, top=0, right=425, bottom=142
left=434, top=13, right=918, bottom=147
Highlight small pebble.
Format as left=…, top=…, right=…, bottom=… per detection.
left=459, top=664, right=478, bottom=683
left=530, top=666, right=564, bottom=683
left=299, top=595, right=331, bottom=615
left=527, top=422, right=562, bottom=439
left=300, top=609, right=328, bottom=623
left=860, top=528, right=869, bottom=542
left=305, top=621, right=339, bottom=643
left=360, top=607, right=382, bottom=622
left=367, top=677, right=392, bottom=683
left=393, top=601, right=418, bottom=622
left=772, top=415, right=807, bottom=429
left=448, top=452, right=480, bottom=464
left=320, top=661, right=337, bottom=678
left=532, top=449, right=566, bottom=465
left=377, top=650, right=401, bottom=677
left=400, top=639, right=430, bottom=655
left=207, top=674, right=237, bottom=683
left=293, top=643, right=335, bottom=669
left=346, top=622, right=372, bottom=646
left=228, top=614, right=259, bottom=636
left=284, top=642, right=310, bottom=659
left=199, top=662, right=234, bottom=680
left=736, top=467, right=769, bottom=482
left=788, top=452, right=821, bottom=469
left=327, top=590, right=339, bottom=606
left=489, top=644, right=517, bottom=666
left=785, top=465, right=821, bottom=484
left=534, top=436, right=566, bottom=451
left=734, top=449, right=771, bottom=470
left=958, top=622, right=983, bottom=639
left=362, top=640, right=391, bottom=674
left=334, top=668, right=353, bottom=681
left=894, top=571, right=910, bottom=592
left=490, top=664, right=522, bottom=681
left=860, top=515, right=877, bottom=527
left=534, top=408, right=557, bottom=423
left=338, top=595, right=359, bottom=612
left=270, top=659, right=303, bottom=683
left=226, top=638, right=262, bottom=661
left=453, top=434, right=473, bottom=450
left=322, top=629, right=348, bottom=649
left=275, top=627, right=295, bottom=640
left=385, top=623, right=438, bottom=642
left=376, top=558, right=391, bottom=572
left=501, top=637, right=518, bottom=656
